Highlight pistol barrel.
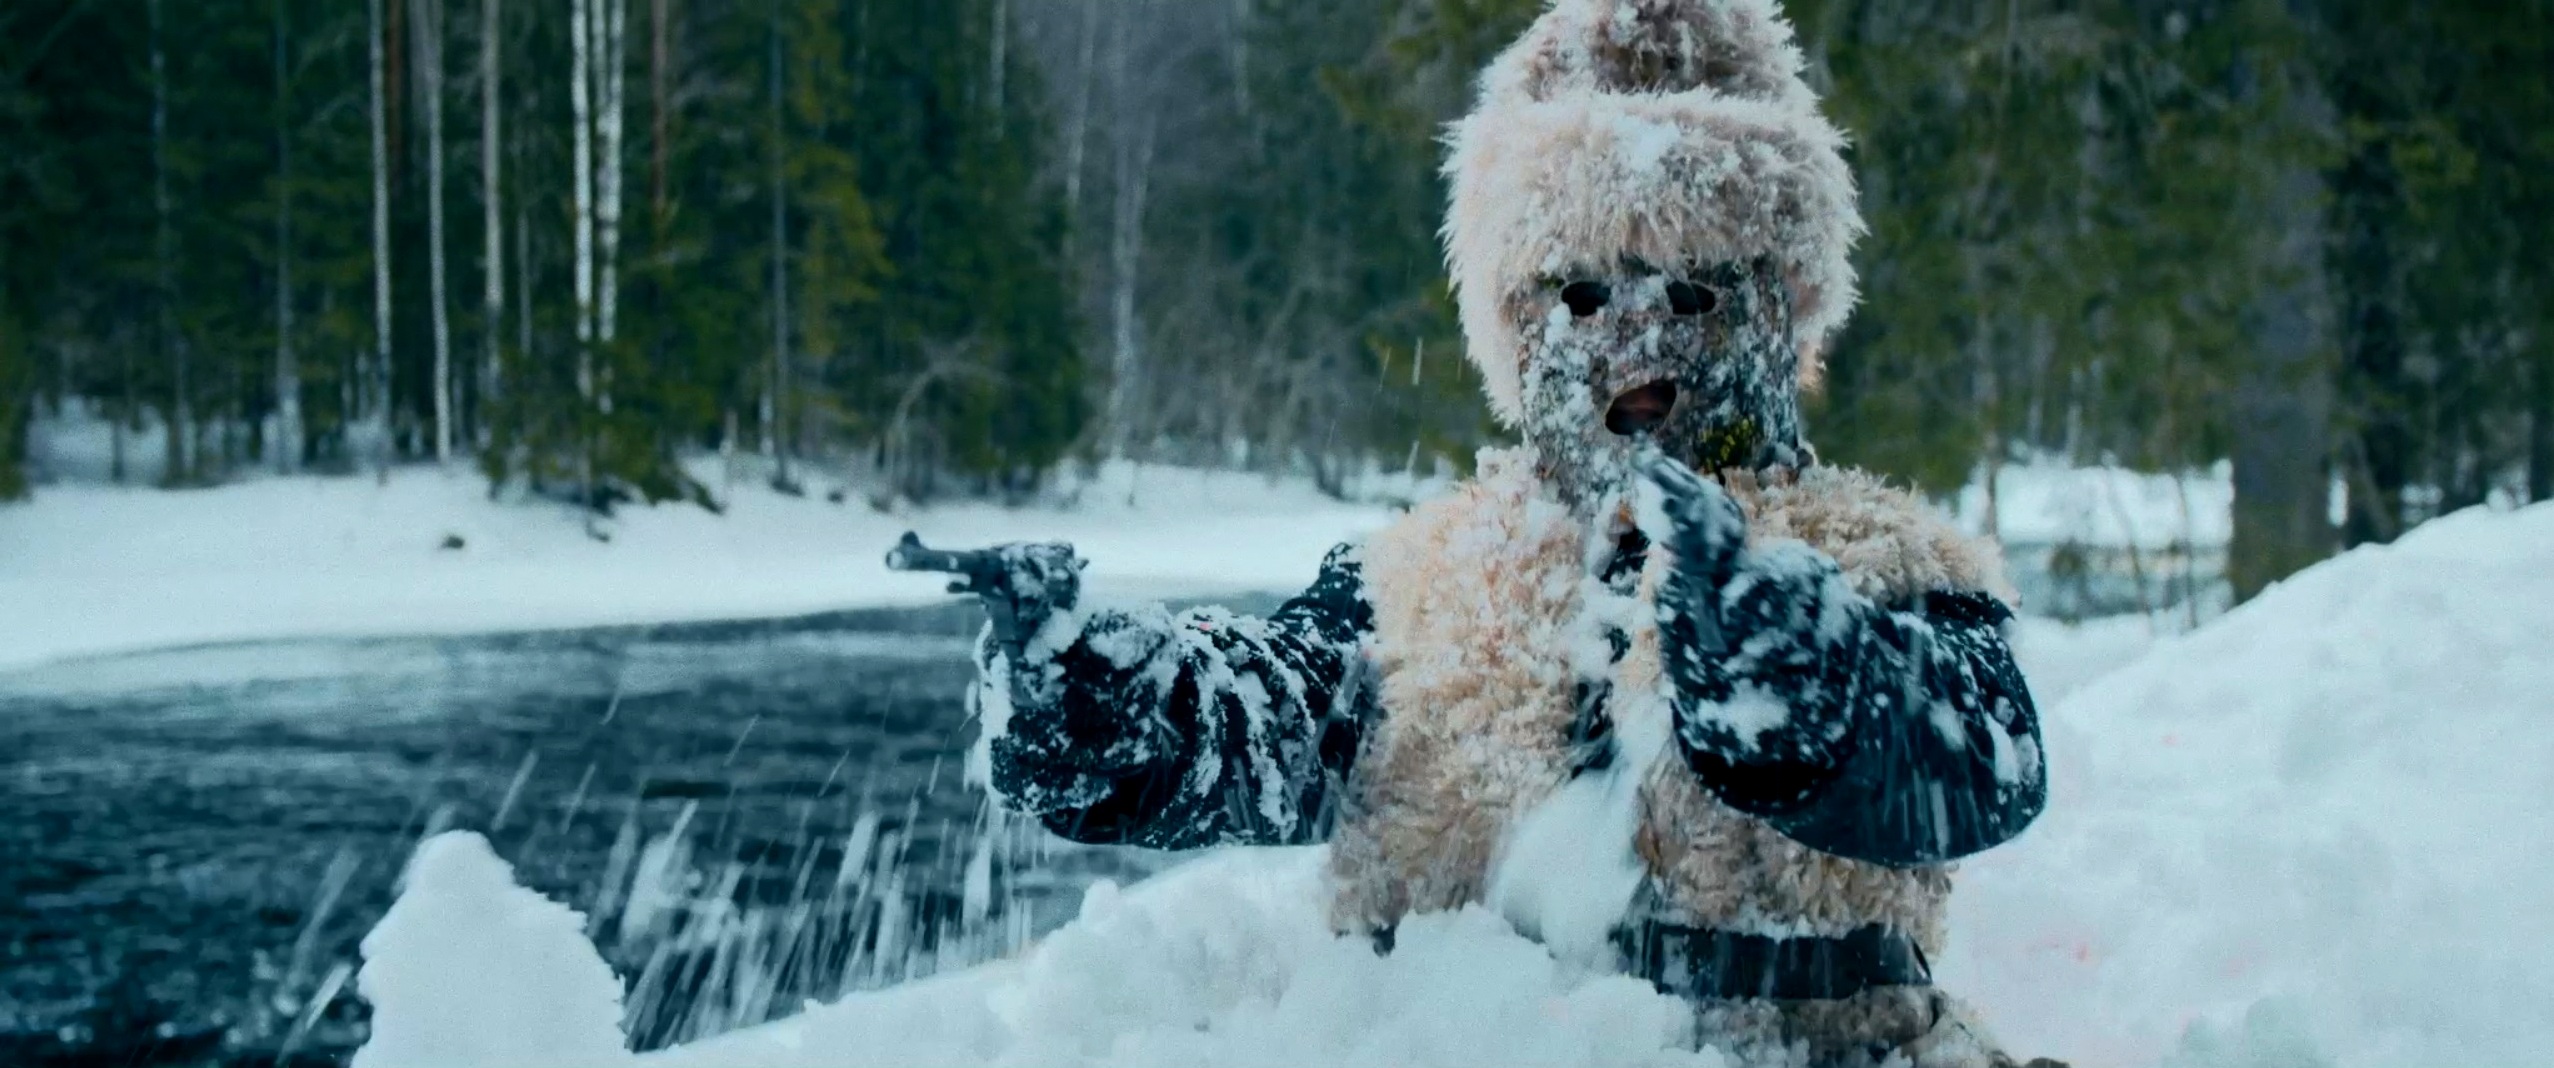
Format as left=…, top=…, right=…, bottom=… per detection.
left=885, top=532, right=993, bottom=577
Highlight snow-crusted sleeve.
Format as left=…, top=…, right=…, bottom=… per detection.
left=1638, top=456, right=2046, bottom=867
left=1659, top=541, right=2049, bottom=868
left=980, top=544, right=1376, bottom=850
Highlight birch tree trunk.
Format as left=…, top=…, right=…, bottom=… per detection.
left=571, top=0, right=595, bottom=352
left=1062, top=0, right=1099, bottom=224
left=1105, top=121, right=1155, bottom=457
left=368, top=0, right=395, bottom=475
left=1226, top=0, right=1250, bottom=120
left=273, top=0, right=302, bottom=473
left=765, top=2, right=791, bottom=487
left=416, top=0, right=454, bottom=462
left=479, top=0, right=502, bottom=446
left=1103, top=13, right=1155, bottom=458
left=990, top=0, right=1007, bottom=122
left=597, top=0, right=625, bottom=348
left=516, top=150, right=531, bottom=368
left=151, top=0, right=190, bottom=485
left=571, top=0, right=597, bottom=508
left=650, top=0, right=668, bottom=222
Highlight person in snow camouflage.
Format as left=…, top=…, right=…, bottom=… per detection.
left=913, top=2, right=2057, bottom=1064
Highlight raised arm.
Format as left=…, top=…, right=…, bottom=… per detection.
left=969, top=544, right=1376, bottom=850
left=1641, top=458, right=2047, bottom=868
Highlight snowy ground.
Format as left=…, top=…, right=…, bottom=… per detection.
left=1945, top=501, right=2554, bottom=1068
left=0, top=462, right=1401, bottom=673
left=350, top=500, right=2554, bottom=1068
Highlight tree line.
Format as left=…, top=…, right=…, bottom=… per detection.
left=5, top=0, right=2551, bottom=596
left=2, top=0, right=1086, bottom=510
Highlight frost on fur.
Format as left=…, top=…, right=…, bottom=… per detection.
left=1479, top=0, right=1820, bottom=112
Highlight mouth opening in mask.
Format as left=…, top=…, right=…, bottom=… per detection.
left=1604, top=380, right=1679, bottom=437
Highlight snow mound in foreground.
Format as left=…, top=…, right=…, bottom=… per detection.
left=355, top=839, right=1721, bottom=1068
left=355, top=838, right=1724, bottom=1068
left=352, top=832, right=632, bottom=1068
left=1944, top=502, right=2554, bottom=1068
left=643, top=848, right=1721, bottom=1068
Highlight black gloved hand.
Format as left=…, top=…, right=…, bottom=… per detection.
left=981, top=607, right=1184, bottom=817
left=1638, top=453, right=1862, bottom=808
left=887, top=533, right=1085, bottom=657
left=929, top=545, right=1172, bottom=816
left=965, top=541, right=1084, bottom=658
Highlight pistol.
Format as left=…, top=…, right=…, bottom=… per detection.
left=887, top=532, right=1082, bottom=649
left=885, top=531, right=1011, bottom=597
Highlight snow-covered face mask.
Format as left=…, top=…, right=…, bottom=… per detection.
left=1513, top=257, right=1804, bottom=516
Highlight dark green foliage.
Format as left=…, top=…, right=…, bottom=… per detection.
left=1044, top=0, right=1494, bottom=491
left=1, top=0, right=2546, bottom=568
left=2, top=0, right=1077, bottom=507
left=833, top=0, right=1082, bottom=498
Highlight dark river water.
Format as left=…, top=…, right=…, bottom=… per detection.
left=0, top=595, right=1280, bottom=1067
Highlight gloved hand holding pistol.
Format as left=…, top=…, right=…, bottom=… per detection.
left=884, top=532, right=1084, bottom=659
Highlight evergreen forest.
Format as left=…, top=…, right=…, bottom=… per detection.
left=3, top=0, right=2549, bottom=597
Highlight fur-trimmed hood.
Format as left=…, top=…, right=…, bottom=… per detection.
left=1443, top=0, right=1862, bottom=427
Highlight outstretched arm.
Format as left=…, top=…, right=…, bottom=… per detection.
left=1641, top=459, right=2047, bottom=867
left=971, top=544, right=1375, bottom=850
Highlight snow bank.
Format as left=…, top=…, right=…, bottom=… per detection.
left=643, top=849, right=1722, bottom=1068
left=353, top=832, right=632, bottom=1068
left=0, top=463, right=1395, bottom=672
left=2008, top=614, right=2170, bottom=706
left=1944, top=501, right=2554, bottom=1068
left=356, top=844, right=1720, bottom=1068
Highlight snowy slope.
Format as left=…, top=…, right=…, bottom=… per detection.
left=348, top=500, right=2554, bottom=1068
left=0, top=463, right=1398, bottom=672
left=1943, top=500, right=2554, bottom=1068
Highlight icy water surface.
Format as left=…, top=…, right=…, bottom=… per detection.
left=0, top=597, right=1276, bottom=1066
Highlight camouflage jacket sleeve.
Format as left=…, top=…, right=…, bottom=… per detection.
left=979, top=544, right=1376, bottom=849
left=1660, top=540, right=2049, bottom=867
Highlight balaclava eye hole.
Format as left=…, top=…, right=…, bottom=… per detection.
left=1561, top=281, right=1612, bottom=317
left=1665, top=280, right=1717, bottom=316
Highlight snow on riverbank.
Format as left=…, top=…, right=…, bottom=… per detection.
left=350, top=500, right=2554, bottom=1067
left=0, top=463, right=1400, bottom=672
left=0, top=455, right=2228, bottom=674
